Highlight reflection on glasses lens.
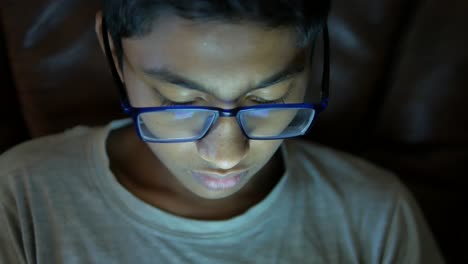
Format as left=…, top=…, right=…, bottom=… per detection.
left=136, top=107, right=315, bottom=142
left=240, top=108, right=315, bottom=138
left=138, top=110, right=216, bottom=141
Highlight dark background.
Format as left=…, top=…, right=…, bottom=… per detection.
left=1, top=0, right=467, bottom=262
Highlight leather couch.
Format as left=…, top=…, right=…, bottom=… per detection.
left=1, top=0, right=467, bottom=262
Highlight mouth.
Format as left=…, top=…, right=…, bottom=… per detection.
left=192, top=170, right=248, bottom=191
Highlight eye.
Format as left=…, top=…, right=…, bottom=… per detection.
left=249, top=96, right=284, bottom=104
left=248, top=88, right=293, bottom=104
left=161, top=99, right=197, bottom=106
left=150, top=87, right=200, bottom=106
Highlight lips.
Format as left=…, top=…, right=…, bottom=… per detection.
left=192, top=170, right=248, bottom=191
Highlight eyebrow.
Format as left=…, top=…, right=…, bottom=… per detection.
left=142, top=62, right=305, bottom=93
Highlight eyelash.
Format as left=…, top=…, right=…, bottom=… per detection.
left=161, top=99, right=197, bottom=106
left=250, top=96, right=284, bottom=104
left=150, top=87, right=196, bottom=106
left=161, top=96, right=287, bottom=106
left=157, top=87, right=293, bottom=106
left=251, top=88, right=293, bottom=104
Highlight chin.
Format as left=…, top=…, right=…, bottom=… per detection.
left=191, top=184, right=244, bottom=200
left=194, top=189, right=239, bottom=200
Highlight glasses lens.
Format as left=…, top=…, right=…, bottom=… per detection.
left=239, top=107, right=315, bottom=138
left=137, top=109, right=216, bottom=141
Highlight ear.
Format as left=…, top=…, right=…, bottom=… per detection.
left=95, top=11, right=125, bottom=82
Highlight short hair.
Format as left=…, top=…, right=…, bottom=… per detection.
left=101, top=0, right=331, bottom=61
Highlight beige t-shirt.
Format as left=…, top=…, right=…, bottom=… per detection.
left=0, top=120, right=444, bottom=264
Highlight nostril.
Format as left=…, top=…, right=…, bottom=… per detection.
left=214, top=160, right=242, bottom=170
left=196, top=115, right=249, bottom=168
left=196, top=138, right=249, bottom=170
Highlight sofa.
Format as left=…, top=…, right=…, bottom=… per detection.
left=1, top=0, right=467, bottom=262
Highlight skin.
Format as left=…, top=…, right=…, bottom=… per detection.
left=95, top=12, right=311, bottom=220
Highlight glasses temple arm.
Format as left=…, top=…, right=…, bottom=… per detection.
left=319, top=23, right=330, bottom=112
left=101, top=20, right=133, bottom=114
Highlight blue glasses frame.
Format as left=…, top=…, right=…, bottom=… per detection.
left=102, top=19, right=330, bottom=142
left=129, top=103, right=325, bottom=142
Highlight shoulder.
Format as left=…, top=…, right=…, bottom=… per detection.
left=0, top=125, right=99, bottom=264
left=0, top=125, right=101, bottom=195
left=282, top=140, right=445, bottom=262
left=1, top=126, right=94, bottom=173
left=283, top=139, right=401, bottom=189
left=282, top=139, right=412, bottom=215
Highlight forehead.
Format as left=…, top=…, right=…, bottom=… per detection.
left=121, top=15, right=304, bottom=98
left=122, top=15, right=299, bottom=61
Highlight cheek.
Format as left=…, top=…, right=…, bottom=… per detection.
left=147, top=140, right=281, bottom=171
left=249, top=140, right=283, bottom=166
left=147, top=143, right=197, bottom=171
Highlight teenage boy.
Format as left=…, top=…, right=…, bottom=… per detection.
left=0, top=1, right=444, bottom=263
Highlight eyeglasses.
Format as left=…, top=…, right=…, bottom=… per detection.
left=102, top=20, right=330, bottom=143
left=128, top=103, right=325, bottom=142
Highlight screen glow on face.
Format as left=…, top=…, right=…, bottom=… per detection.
left=136, top=106, right=315, bottom=142
left=100, top=13, right=329, bottom=200
left=138, top=110, right=216, bottom=141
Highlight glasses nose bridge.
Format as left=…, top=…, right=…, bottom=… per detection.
left=204, top=108, right=245, bottom=139
left=218, top=108, right=240, bottom=118
left=208, top=108, right=243, bottom=130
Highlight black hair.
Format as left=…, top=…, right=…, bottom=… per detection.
left=101, top=0, right=330, bottom=61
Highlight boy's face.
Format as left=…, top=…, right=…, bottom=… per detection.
left=106, top=15, right=310, bottom=199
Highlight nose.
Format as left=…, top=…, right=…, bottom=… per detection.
left=196, top=117, right=249, bottom=170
